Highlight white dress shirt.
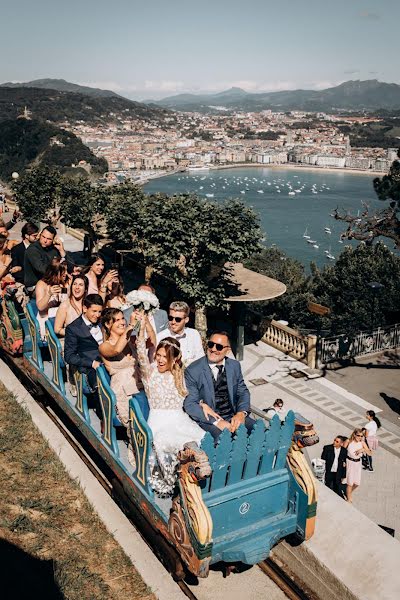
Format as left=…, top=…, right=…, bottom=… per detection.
left=82, top=315, right=103, bottom=344
left=208, top=358, right=226, bottom=380
left=331, top=446, right=340, bottom=473
left=157, top=326, right=204, bottom=366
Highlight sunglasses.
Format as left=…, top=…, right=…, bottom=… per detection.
left=207, top=341, right=230, bottom=351
left=168, top=315, right=185, bottom=323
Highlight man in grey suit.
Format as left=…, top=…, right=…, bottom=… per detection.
left=123, top=283, right=169, bottom=333
left=184, top=331, right=255, bottom=441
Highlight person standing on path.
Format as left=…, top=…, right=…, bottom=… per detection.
left=363, top=410, right=381, bottom=472
left=344, top=429, right=372, bottom=503
left=321, top=436, right=347, bottom=497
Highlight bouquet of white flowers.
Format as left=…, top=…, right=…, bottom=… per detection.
left=123, top=289, right=159, bottom=314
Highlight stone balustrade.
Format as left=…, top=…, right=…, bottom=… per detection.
left=262, top=319, right=317, bottom=369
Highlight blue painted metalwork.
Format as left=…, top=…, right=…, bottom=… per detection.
left=259, top=415, right=281, bottom=475
left=74, top=371, right=91, bottom=423
left=25, top=301, right=45, bottom=370
left=275, top=411, right=295, bottom=470
left=226, top=425, right=247, bottom=485
left=128, top=397, right=154, bottom=496
left=209, top=429, right=232, bottom=492
left=199, top=410, right=311, bottom=565
left=243, top=419, right=266, bottom=480
left=96, top=365, right=120, bottom=456
left=45, top=319, right=66, bottom=395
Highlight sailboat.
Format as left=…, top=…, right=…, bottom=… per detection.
left=303, top=228, right=310, bottom=239
left=326, top=245, right=335, bottom=260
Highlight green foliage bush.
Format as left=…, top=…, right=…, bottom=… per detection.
left=0, top=119, right=107, bottom=181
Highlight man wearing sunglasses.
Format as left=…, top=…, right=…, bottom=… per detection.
left=157, top=300, right=204, bottom=366
left=184, top=331, right=254, bottom=441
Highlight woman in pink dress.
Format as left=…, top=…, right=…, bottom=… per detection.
left=99, top=308, right=154, bottom=467
left=344, top=428, right=372, bottom=503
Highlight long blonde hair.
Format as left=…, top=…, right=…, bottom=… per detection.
left=349, top=428, right=364, bottom=443
left=156, top=337, right=187, bottom=398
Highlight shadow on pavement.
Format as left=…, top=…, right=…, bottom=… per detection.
left=380, top=392, right=400, bottom=417
left=0, top=538, right=64, bottom=599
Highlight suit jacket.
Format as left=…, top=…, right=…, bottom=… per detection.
left=184, top=356, right=250, bottom=425
left=321, top=444, right=347, bottom=481
left=122, top=306, right=168, bottom=333
left=24, top=241, right=61, bottom=288
left=11, top=241, right=26, bottom=284
left=64, top=316, right=101, bottom=371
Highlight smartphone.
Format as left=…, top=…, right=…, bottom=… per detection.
left=61, top=287, right=68, bottom=294
left=111, top=262, right=119, bottom=270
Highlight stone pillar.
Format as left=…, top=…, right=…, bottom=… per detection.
left=307, top=334, right=318, bottom=369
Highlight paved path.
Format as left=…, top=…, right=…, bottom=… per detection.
left=242, top=342, right=400, bottom=540
left=325, top=352, right=400, bottom=425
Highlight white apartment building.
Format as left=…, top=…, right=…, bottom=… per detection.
left=345, top=156, right=371, bottom=170
left=316, top=155, right=346, bottom=168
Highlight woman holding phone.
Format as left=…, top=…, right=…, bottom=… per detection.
left=35, top=258, right=69, bottom=339
left=105, top=270, right=126, bottom=309
left=83, top=255, right=118, bottom=300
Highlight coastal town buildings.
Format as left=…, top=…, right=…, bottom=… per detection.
left=67, top=109, right=395, bottom=181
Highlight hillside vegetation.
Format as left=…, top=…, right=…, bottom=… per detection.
left=0, top=118, right=108, bottom=181
left=0, top=86, right=170, bottom=125
left=0, top=77, right=121, bottom=98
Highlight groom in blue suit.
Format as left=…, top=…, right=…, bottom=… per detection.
left=184, top=331, right=255, bottom=441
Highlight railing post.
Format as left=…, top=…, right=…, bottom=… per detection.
left=307, top=334, right=318, bottom=369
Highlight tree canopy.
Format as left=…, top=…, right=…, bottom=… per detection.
left=310, top=242, right=400, bottom=334
left=245, top=246, right=312, bottom=327
left=333, top=152, right=400, bottom=248
left=106, top=191, right=262, bottom=310
left=247, top=243, right=400, bottom=335
left=12, top=165, right=63, bottom=225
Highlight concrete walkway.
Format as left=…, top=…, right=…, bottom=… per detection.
left=242, top=342, right=400, bottom=540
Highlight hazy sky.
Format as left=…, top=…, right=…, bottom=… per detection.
left=1, top=0, right=398, bottom=99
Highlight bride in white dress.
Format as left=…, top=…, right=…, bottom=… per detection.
left=136, top=315, right=207, bottom=496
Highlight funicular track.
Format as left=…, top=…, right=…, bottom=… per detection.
left=2, top=352, right=312, bottom=600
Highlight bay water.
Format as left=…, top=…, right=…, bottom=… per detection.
left=144, top=166, right=384, bottom=268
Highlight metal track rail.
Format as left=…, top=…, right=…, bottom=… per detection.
left=2, top=352, right=312, bottom=600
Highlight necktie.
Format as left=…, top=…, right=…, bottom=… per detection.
left=215, top=364, right=224, bottom=386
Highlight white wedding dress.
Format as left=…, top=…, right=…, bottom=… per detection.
left=137, top=337, right=205, bottom=496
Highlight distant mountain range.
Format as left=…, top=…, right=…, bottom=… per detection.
left=0, top=78, right=121, bottom=98
left=151, top=80, right=400, bottom=113
left=0, top=80, right=170, bottom=125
